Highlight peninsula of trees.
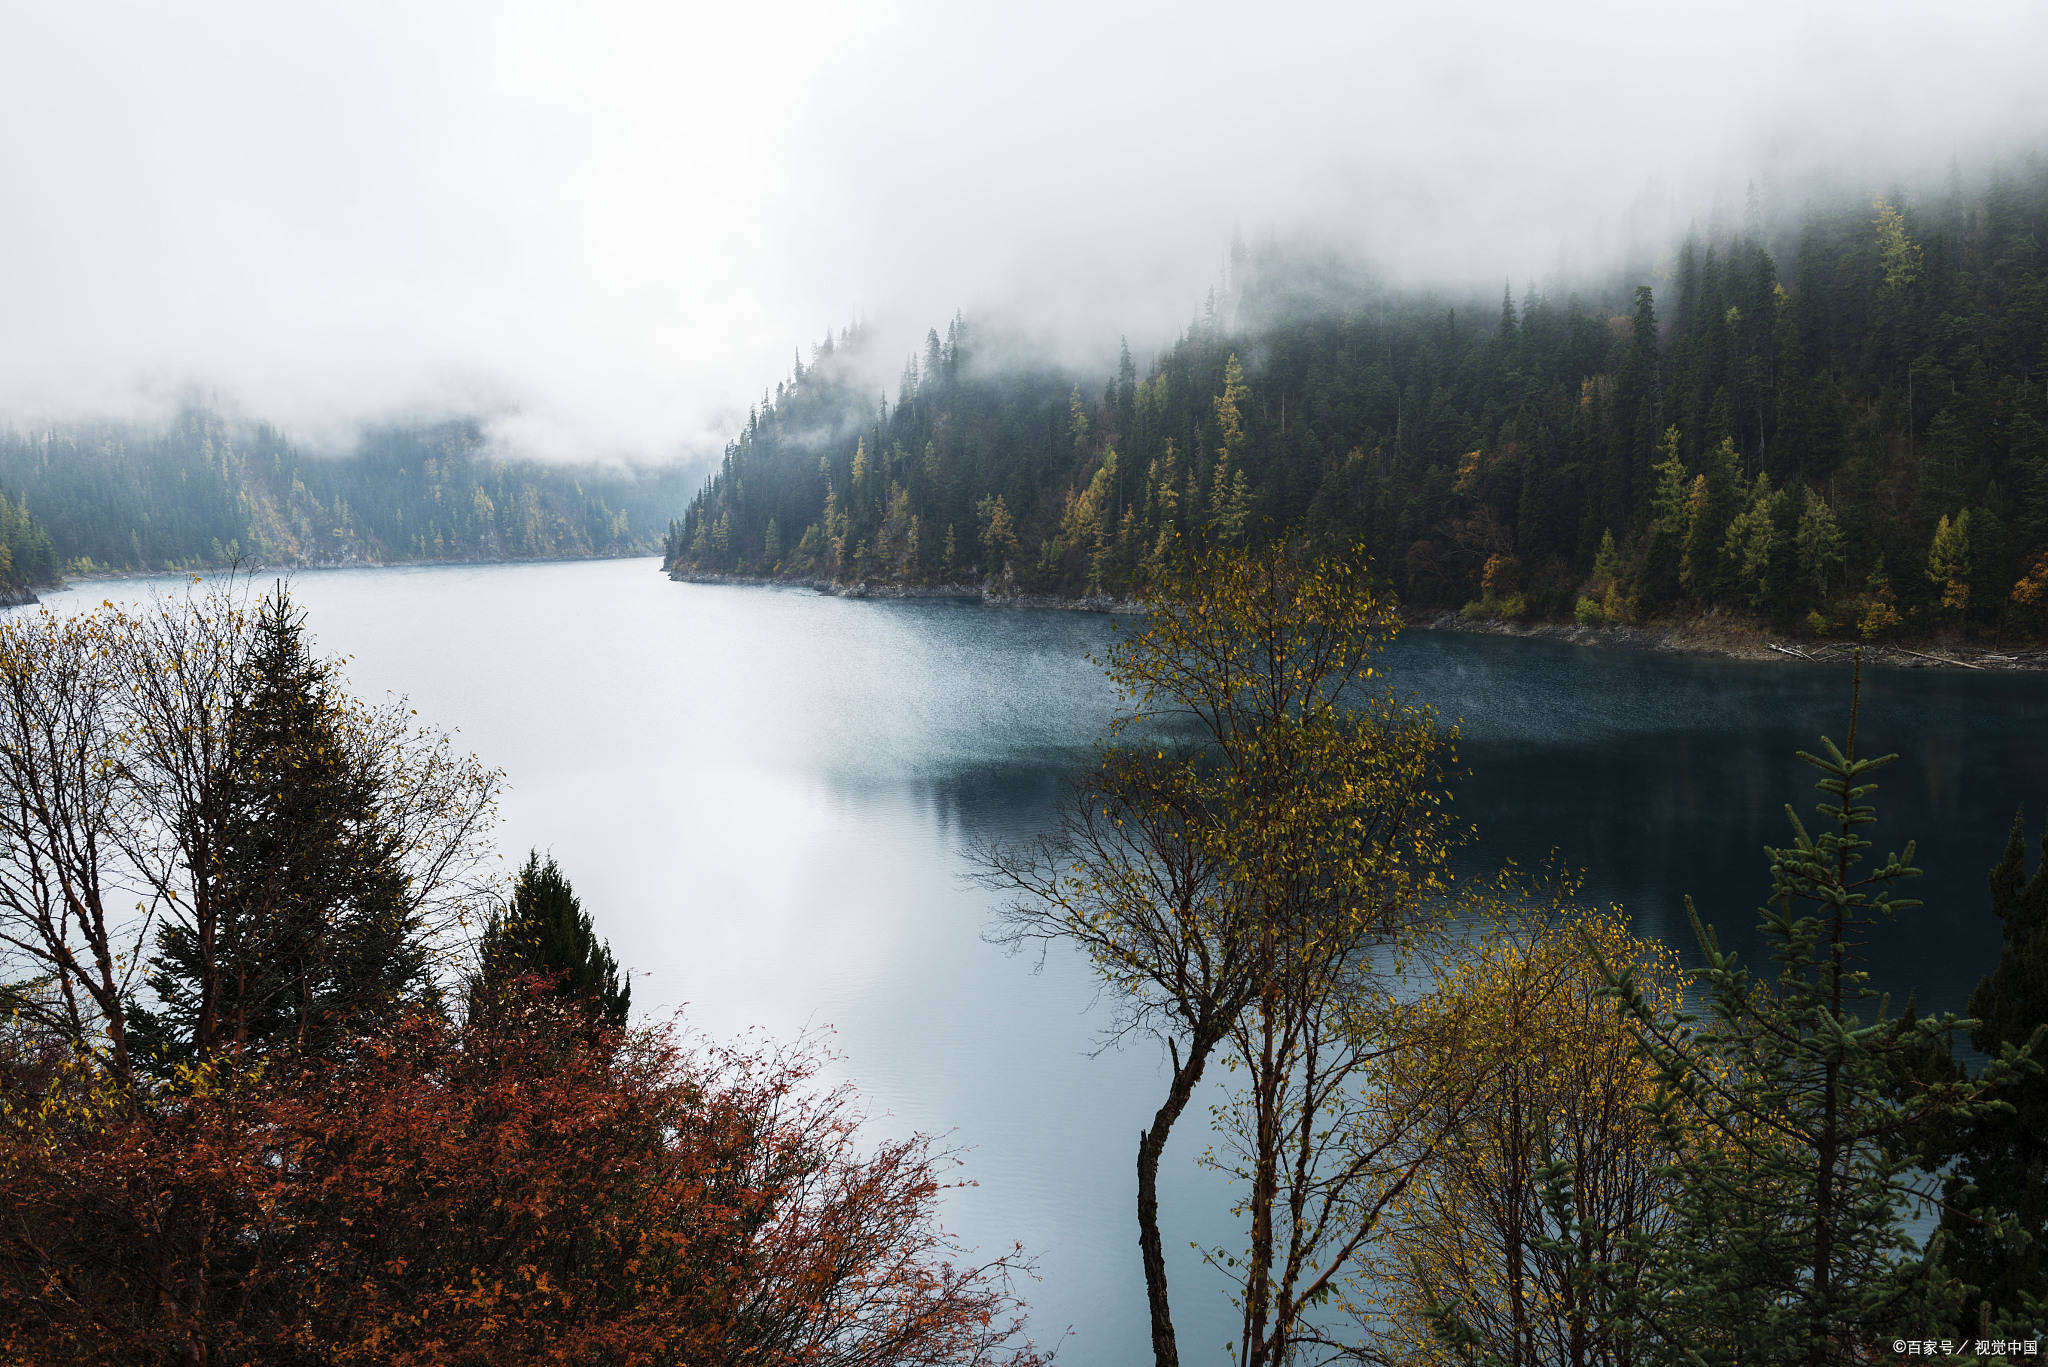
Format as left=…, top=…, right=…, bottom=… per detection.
left=0, top=408, right=692, bottom=576
left=665, top=162, right=2048, bottom=642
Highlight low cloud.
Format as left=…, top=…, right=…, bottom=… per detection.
left=2, top=0, right=2042, bottom=464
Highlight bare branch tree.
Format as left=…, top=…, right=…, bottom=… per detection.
left=0, top=605, right=151, bottom=1083
left=0, top=577, right=501, bottom=1082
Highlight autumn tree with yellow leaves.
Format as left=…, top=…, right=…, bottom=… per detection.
left=980, top=539, right=1460, bottom=1367
left=1358, top=899, right=1691, bottom=1367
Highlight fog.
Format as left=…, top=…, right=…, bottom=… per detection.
left=3, top=0, right=2043, bottom=465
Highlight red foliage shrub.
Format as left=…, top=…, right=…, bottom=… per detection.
left=0, top=999, right=1042, bottom=1366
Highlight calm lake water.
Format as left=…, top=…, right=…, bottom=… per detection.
left=39, top=558, right=2047, bottom=1365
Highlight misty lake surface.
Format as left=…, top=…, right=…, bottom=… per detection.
left=40, top=558, right=2047, bottom=1365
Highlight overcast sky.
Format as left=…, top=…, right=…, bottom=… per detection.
left=2, top=0, right=2044, bottom=465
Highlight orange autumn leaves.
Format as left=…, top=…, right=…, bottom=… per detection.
left=0, top=993, right=1044, bottom=1367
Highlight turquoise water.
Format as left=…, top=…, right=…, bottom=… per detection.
left=39, top=559, right=2046, bottom=1364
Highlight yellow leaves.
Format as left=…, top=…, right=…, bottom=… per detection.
left=1452, top=449, right=1484, bottom=497
left=2011, top=554, right=2048, bottom=610
left=1361, top=895, right=1692, bottom=1360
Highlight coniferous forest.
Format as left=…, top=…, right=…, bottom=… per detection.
left=0, top=489, right=57, bottom=599
left=666, top=164, right=2048, bottom=643
left=0, top=409, right=691, bottom=579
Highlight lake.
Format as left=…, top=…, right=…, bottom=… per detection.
left=39, top=557, right=2047, bottom=1364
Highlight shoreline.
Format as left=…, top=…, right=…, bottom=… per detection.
left=667, top=569, right=1141, bottom=615
left=1408, top=607, right=2048, bottom=673
left=49, top=549, right=662, bottom=592
left=668, top=568, right=2046, bottom=672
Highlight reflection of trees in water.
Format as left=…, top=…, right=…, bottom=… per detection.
left=811, top=753, right=1092, bottom=847
left=1451, top=706, right=2023, bottom=1019
left=832, top=625, right=2035, bottom=1026
left=921, top=755, right=1092, bottom=841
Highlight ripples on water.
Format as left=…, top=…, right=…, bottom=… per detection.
left=35, top=560, right=2047, bottom=1365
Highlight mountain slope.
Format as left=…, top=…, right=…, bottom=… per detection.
left=0, top=410, right=694, bottom=574
left=667, top=163, right=2048, bottom=641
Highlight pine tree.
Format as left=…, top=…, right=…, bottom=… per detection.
left=1874, top=195, right=1924, bottom=291
left=978, top=494, right=1019, bottom=575
left=470, top=851, right=629, bottom=1033
left=1678, top=474, right=1714, bottom=602
left=1722, top=472, right=1781, bottom=608
left=1638, top=426, right=1690, bottom=606
left=0, top=491, right=57, bottom=591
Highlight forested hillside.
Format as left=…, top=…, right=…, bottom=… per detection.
left=666, top=162, right=2048, bottom=640
left=0, top=410, right=693, bottom=574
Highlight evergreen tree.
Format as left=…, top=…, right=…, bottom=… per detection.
left=130, top=587, right=427, bottom=1066
left=1723, top=472, right=1781, bottom=609
left=1797, top=486, right=1846, bottom=602
left=470, top=851, right=629, bottom=1033
left=1678, top=474, right=1715, bottom=603
left=1928, top=511, right=1973, bottom=621
left=1638, top=426, right=1691, bottom=606
left=0, top=490, right=57, bottom=592
left=1600, top=666, right=2023, bottom=1364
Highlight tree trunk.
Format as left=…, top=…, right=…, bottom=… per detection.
left=1138, top=1027, right=1222, bottom=1367
left=1242, top=988, right=1282, bottom=1367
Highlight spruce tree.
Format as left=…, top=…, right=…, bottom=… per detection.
left=130, top=586, right=428, bottom=1067
left=470, top=851, right=629, bottom=1032
left=1601, top=664, right=2025, bottom=1365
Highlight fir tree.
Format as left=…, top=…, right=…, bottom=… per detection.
left=470, top=851, right=629, bottom=1033
left=130, top=587, right=426, bottom=1067
left=1797, top=487, right=1846, bottom=601
left=1928, top=511, right=1973, bottom=620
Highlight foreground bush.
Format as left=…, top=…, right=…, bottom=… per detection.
left=0, top=995, right=1041, bottom=1367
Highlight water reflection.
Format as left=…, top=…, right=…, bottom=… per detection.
left=1383, top=630, right=2046, bottom=1017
